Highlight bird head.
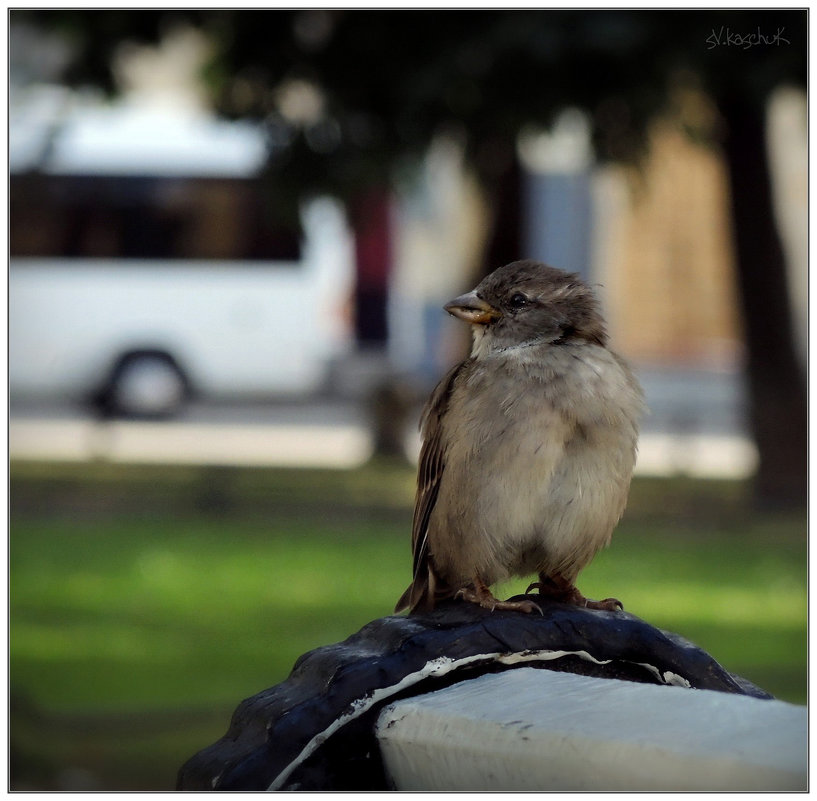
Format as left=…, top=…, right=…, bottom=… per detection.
left=444, top=260, right=608, bottom=355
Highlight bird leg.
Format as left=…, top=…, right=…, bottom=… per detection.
left=526, top=573, right=622, bottom=612
left=456, top=576, right=543, bottom=615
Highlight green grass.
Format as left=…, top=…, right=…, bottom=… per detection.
left=9, top=460, right=806, bottom=790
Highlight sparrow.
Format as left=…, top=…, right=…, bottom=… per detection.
left=395, top=260, right=644, bottom=615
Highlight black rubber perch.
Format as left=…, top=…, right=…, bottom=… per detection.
left=177, top=597, right=771, bottom=791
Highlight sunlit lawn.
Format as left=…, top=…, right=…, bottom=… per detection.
left=10, top=460, right=806, bottom=790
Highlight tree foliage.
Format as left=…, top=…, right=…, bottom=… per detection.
left=16, top=10, right=804, bottom=190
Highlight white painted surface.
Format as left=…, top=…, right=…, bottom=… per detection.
left=268, top=649, right=632, bottom=791
left=376, top=668, right=806, bottom=791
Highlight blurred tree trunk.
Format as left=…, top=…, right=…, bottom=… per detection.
left=349, top=186, right=413, bottom=462
left=369, top=380, right=412, bottom=462
left=718, top=93, right=806, bottom=508
left=480, top=141, right=524, bottom=275
left=350, top=187, right=392, bottom=346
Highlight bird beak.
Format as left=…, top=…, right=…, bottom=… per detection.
left=444, top=291, right=501, bottom=325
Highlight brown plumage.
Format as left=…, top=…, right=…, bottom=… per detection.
left=395, top=260, right=644, bottom=615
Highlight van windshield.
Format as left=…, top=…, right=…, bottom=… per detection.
left=10, top=173, right=302, bottom=262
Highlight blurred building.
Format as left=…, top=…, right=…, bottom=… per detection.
left=594, top=118, right=742, bottom=371
left=389, top=107, right=745, bottom=377
left=389, top=137, right=491, bottom=383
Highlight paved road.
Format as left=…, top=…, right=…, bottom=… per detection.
left=10, top=367, right=757, bottom=479
left=9, top=399, right=372, bottom=469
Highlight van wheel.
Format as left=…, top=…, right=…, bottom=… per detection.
left=104, top=352, right=189, bottom=419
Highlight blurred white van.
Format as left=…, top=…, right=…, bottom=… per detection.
left=9, top=102, right=355, bottom=417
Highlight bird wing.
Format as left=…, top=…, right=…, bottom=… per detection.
left=395, top=358, right=471, bottom=613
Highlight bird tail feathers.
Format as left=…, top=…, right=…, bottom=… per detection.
left=394, top=567, right=452, bottom=614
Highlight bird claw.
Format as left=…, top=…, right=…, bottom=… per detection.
left=508, top=599, right=544, bottom=616
left=526, top=578, right=623, bottom=612
left=456, top=587, right=543, bottom=615
left=585, top=597, right=623, bottom=612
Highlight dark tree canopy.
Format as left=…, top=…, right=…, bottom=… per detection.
left=15, top=10, right=805, bottom=193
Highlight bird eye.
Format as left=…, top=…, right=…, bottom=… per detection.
left=509, top=292, right=528, bottom=310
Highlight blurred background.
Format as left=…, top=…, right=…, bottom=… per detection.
left=8, top=9, right=807, bottom=790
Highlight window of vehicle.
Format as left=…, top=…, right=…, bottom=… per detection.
left=10, top=173, right=302, bottom=262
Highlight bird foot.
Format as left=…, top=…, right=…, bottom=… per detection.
left=583, top=597, right=623, bottom=612
left=455, top=586, right=543, bottom=615
left=526, top=579, right=623, bottom=612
